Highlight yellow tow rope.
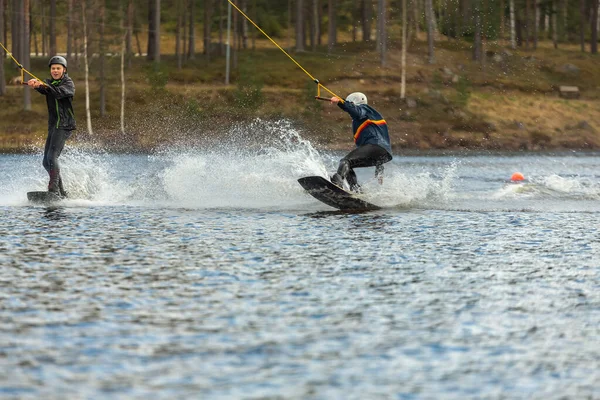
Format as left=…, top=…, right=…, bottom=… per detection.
left=227, top=0, right=343, bottom=103
left=0, top=41, right=47, bottom=86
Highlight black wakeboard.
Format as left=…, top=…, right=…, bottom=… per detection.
left=298, top=176, right=381, bottom=211
left=27, top=191, right=63, bottom=204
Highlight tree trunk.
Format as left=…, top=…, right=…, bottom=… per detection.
left=10, top=0, right=16, bottom=56
left=308, top=2, right=314, bottom=48
left=540, top=3, right=547, bottom=35
left=67, top=0, right=73, bottom=59
left=516, top=10, right=523, bottom=46
left=413, top=0, right=420, bottom=38
left=525, top=0, right=530, bottom=48
left=376, top=0, right=382, bottom=51
left=592, top=0, right=599, bottom=54
left=534, top=0, right=538, bottom=49
left=461, top=0, right=468, bottom=38
left=73, top=4, right=79, bottom=64
left=362, top=0, right=371, bottom=41
left=99, top=0, right=106, bottom=117
left=219, top=0, right=223, bottom=55
left=252, top=0, right=256, bottom=50
left=438, top=0, right=444, bottom=38
left=482, top=0, right=487, bottom=68
left=401, top=0, right=407, bottom=99
left=241, top=0, right=248, bottom=49
left=375, top=2, right=379, bottom=46
left=0, top=0, right=5, bottom=96
left=473, top=0, right=481, bottom=61
left=317, top=0, right=322, bottom=45
left=42, top=0, right=47, bottom=56
left=183, top=0, right=187, bottom=57
left=135, top=31, right=142, bottom=56
left=500, top=0, right=505, bottom=39
left=49, top=0, right=56, bottom=55
left=32, top=0, right=38, bottom=56
left=377, top=0, right=387, bottom=65
left=552, top=0, right=558, bottom=48
left=297, top=0, right=305, bottom=51
left=225, top=0, right=231, bottom=84
left=430, top=0, right=438, bottom=33
left=204, top=0, right=211, bottom=60
left=352, top=0, right=357, bottom=42
left=328, top=0, right=337, bottom=52
left=189, top=0, right=195, bottom=59
left=425, top=0, right=435, bottom=63
left=312, top=0, right=320, bottom=49
left=23, top=0, right=31, bottom=110
left=313, top=0, right=320, bottom=49
left=2, top=0, right=6, bottom=47
left=510, top=0, right=516, bottom=48
left=127, top=0, right=133, bottom=66
left=232, top=3, right=237, bottom=68
left=30, top=0, right=35, bottom=55
left=176, top=0, right=182, bottom=68
left=82, top=1, right=93, bottom=135
left=154, top=0, right=160, bottom=63
left=449, top=0, right=456, bottom=38
left=580, top=0, right=586, bottom=52
left=147, top=0, right=155, bottom=60
left=14, top=0, right=22, bottom=60
left=562, top=0, right=567, bottom=42
left=287, top=0, right=292, bottom=51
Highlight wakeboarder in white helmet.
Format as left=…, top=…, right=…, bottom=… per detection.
left=329, top=93, right=392, bottom=192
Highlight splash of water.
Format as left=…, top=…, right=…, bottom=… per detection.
left=1, top=119, right=459, bottom=209
left=151, top=119, right=332, bottom=208
left=494, top=174, right=600, bottom=200
left=363, top=159, right=458, bottom=208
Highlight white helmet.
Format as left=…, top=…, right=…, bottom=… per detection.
left=345, top=92, right=368, bottom=105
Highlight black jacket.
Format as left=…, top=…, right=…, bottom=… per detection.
left=337, top=101, right=392, bottom=155
left=35, top=74, right=76, bottom=131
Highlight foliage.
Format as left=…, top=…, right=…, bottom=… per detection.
left=256, top=12, right=284, bottom=38
left=144, top=62, right=169, bottom=91
left=431, top=71, right=443, bottom=91
left=454, top=75, right=471, bottom=108
left=233, top=57, right=264, bottom=109
left=302, top=79, right=323, bottom=118
left=185, top=98, right=204, bottom=120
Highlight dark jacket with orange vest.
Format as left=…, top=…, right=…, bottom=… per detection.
left=337, top=101, right=391, bottom=155
left=35, top=74, right=76, bottom=131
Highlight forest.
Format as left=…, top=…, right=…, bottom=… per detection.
left=1, top=0, right=599, bottom=151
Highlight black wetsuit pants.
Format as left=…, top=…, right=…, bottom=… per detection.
left=336, top=144, right=392, bottom=191
left=43, top=127, right=71, bottom=194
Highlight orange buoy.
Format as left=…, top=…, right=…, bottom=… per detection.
left=510, top=172, right=525, bottom=182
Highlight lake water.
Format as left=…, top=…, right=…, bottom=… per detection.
left=1, top=125, right=599, bottom=399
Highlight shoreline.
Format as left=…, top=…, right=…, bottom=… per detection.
left=2, top=138, right=598, bottom=156
left=2, top=42, right=599, bottom=154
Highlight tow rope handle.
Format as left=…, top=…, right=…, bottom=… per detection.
left=0, top=41, right=48, bottom=86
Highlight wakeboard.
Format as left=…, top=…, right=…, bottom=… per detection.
left=298, top=176, right=381, bottom=211
left=27, top=191, right=63, bottom=205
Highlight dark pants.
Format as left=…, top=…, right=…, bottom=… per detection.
left=43, top=127, right=71, bottom=194
left=335, top=144, right=392, bottom=191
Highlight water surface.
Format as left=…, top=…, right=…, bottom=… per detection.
left=1, top=135, right=599, bottom=399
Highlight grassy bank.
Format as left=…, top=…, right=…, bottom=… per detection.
left=1, top=37, right=599, bottom=153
